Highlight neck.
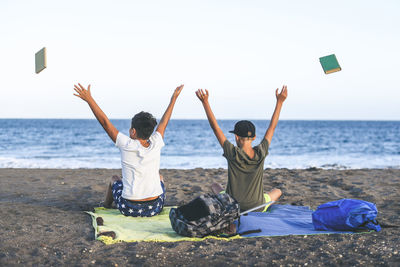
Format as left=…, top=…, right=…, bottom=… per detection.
left=238, top=141, right=255, bottom=158
left=238, top=139, right=253, bottom=149
left=138, top=139, right=150, bottom=147
left=240, top=142, right=252, bottom=149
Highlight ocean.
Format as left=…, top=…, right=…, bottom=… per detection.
left=0, top=119, right=399, bottom=169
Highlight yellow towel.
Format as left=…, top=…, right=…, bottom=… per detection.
left=86, top=207, right=241, bottom=244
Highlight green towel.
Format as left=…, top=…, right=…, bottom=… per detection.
left=86, top=207, right=241, bottom=244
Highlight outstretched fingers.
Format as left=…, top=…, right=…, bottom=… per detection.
left=195, top=89, right=208, bottom=102
left=73, top=83, right=92, bottom=101
left=176, top=84, right=184, bottom=94
left=275, top=85, right=288, bottom=102
left=281, top=85, right=288, bottom=97
left=195, top=89, right=202, bottom=100
left=276, top=85, right=287, bottom=94
left=73, top=85, right=83, bottom=98
left=199, top=89, right=208, bottom=97
left=78, top=83, right=86, bottom=91
left=171, top=84, right=184, bottom=100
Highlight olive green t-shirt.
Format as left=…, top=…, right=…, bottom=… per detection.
left=223, top=138, right=269, bottom=212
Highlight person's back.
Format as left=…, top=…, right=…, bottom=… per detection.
left=196, top=86, right=287, bottom=212
left=74, top=83, right=184, bottom=216
left=115, top=112, right=164, bottom=201
left=223, top=126, right=269, bottom=211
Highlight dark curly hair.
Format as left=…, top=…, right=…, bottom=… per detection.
left=131, top=111, right=157, bottom=139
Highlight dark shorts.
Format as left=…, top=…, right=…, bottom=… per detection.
left=111, top=180, right=165, bottom=217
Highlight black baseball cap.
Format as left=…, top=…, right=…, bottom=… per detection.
left=229, top=120, right=256, bottom=138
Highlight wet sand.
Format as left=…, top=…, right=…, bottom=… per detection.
left=0, top=168, right=399, bottom=266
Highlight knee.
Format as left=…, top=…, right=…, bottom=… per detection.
left=275, top=188, right=282, bottom=196
left=274, top=188, right=282, bottom=198
left=269, top=188, right=282, bottom=201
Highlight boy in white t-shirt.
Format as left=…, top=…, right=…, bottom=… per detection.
left=74, top=83, right=183, bottom=217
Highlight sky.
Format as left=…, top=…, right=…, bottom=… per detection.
left=1, top=0, right=399, bottom=120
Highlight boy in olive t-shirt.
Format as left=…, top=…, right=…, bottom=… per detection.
left=195, top=86, right=287, bottom=212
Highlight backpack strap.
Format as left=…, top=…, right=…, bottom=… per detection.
left=353, top=219, right=380, bottom=232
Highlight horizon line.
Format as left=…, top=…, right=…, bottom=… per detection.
left=0, top=118, right=399, bottom=122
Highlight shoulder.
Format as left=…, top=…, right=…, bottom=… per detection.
left=255, top=138, right=269, bottom=156
left=150, top=131, right=165, bottom=147
left=223, top=139, right=237, bottom=158
left=115, top=132, right=139, bottom=149
left=260, top=138, right=269, bottom=149
left=115, top=132, right=129, bottom=145
left=223, top=139, right=234, bottom=149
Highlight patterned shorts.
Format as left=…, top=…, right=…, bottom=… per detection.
left=112, top=180, right=165, bottom=217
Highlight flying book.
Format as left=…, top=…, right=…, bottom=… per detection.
left=35, top=47, right=47, bottom=74
left=319, top=54, right=341, bottom=74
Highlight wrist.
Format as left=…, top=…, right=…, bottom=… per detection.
left=86, top=97, right=95, bottom=104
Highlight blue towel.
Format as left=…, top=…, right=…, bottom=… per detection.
left=236, top=205, right=353, bottom=237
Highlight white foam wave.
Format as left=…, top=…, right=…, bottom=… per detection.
left=0, top=155, right=399, bottom=169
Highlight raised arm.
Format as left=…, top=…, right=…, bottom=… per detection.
left=73, top=83, right=119, bottom=143
left=156, top=84, right=184, bottom=138
left=264, top=85, right=288, bottom=145
left=195, top=89, right=226, bottom=147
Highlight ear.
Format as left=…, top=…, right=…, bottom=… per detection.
left=252, top=135, right=256, bottom=141
left=130, top=128, right=137, bottom=139
left=234, top=135, right=239, bottom=142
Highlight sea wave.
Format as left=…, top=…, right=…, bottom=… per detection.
left=1, top=155, right=399, bottom=170
left=1, top=119, right=399, bottom=170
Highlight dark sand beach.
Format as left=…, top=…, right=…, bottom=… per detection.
left=0, top=168, right=399, bottom=266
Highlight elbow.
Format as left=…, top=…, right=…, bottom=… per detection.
left=102, top=119, right=110, bottom=127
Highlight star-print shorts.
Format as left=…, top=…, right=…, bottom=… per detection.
left=111, top=180, right=165, bottom=217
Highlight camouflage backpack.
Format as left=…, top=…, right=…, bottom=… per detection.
left=169, top=193, right=240, bottom=238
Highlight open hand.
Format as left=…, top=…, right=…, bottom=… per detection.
left=171, top=84, right=184, bottom=101
left=276, top=85, right=288, bottom=103
left=73, top=83, right=93, bottom=102
left=195, top=89, right=209, bottom=103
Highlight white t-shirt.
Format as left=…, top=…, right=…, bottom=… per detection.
left=115, top=131, right=165, bottom=200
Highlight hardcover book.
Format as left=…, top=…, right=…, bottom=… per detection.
left=35, top=47, right=47, bottom=74
left=319, top=54, right=341, bottom=74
